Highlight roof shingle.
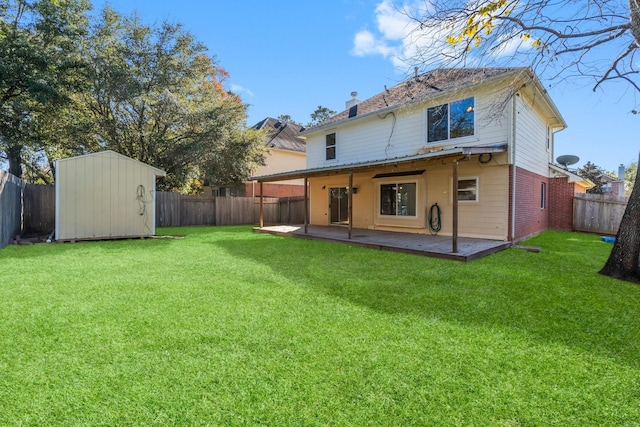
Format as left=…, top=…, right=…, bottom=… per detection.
left=308, top=67, right=528, bottom=130
left=253, top=117, right=306, bottom=152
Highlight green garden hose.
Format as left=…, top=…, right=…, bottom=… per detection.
left=428, top=203, right=442, bottom=234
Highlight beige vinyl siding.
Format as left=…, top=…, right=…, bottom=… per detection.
left=307, top=153, right=509, bottom=241
left=336, top=107, right=427, bottom=162
left=425, top=159, right=509, bottom=240
left=253, top=148, right=306, bottom=186
left=513, top=93, right=550, bottom=176
left=55, top=151, right=164, bottom=240
left=308, top=176, right=335, bottom=225
left=473, top=87, right=511, bottom=148
left=305, top=85, right=512, bottom=170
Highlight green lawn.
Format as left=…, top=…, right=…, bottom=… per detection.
left=1, top=227, right=638, bottom=426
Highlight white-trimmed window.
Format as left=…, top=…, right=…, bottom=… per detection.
left=546, top=127, right=551, bottom=151
left=457, top=177, right=478, bottom=202
left=325, top=132, right=336, bottom=161
left=427, top=97, right=474, bottom=142
left=379, top=182, right=417, bottom=217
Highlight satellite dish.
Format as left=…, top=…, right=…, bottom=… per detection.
left=556, top=154, right=579, bottom=168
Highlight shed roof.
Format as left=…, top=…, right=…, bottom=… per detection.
left=56, top=150, right=167, bottom=177
left=253, top=118, right=306, bottom=153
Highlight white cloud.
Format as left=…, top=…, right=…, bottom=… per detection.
left=352, top=30, right=397, bottom=58
left=351, top=0, right=413, bottom=59
left=352, top=0, right=453, bottom=69
left=230, top=84, right=254, bottom=97
left=374, top=0, right=413, bottom=40
left=354, top=0, right=523, bottom=71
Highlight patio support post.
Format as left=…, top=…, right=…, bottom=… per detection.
left=259, top=181, right=264, bottom=228
left=304, top=176, right=308, bottom=234
left=452, top=161, right=459, bottom=253
left=348, top=171, right=353, bottom=239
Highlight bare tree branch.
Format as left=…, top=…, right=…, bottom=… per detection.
left=397, top=0, right=638, bottom=101
left=595, top=43, right=640, bottom=91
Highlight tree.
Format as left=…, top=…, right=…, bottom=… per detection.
left=577, top=161, right=606, bottom=194
left=277, top=114, right=301, bottom=125
left=0, top=0, right=90, bottom=178
left=624, top=161, right=637, bottom=197
left=600, top=152, right=640, bottom=282
left=308, top=105, right=337, bottom=127
left=79, top=8, right=265, bottom=191
left=401, top=0, right=640, bottom=283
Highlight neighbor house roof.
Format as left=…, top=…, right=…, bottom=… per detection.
left=253, top=117, right=306, bottom=153
left=304, top=67, right=565, bottom=132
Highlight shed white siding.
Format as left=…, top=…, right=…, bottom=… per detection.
left=55, top=151, right=166, bottom=241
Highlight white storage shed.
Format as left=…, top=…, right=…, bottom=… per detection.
left=55, top=150, right=166, bottom=241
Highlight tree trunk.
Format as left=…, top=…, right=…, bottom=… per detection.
left=7, top=143, right=23, bottom=178
left=599, top=151, right=640, bottom=283
left=630, top=0, right=640, bottom=46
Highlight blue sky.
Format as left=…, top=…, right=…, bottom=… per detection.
left=90, top=0, right=637, bottom=174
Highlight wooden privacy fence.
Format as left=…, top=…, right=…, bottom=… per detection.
left=5, top=182, right=632, bottom=240
left=4, top=185, right=306, bottom=241
left=573, top=193, right=628, bottom=235
left=23, top=184, right=55, bottom=236
left=156, top=193, right=305, bottom=227
left=0, top=170, right=24, bottom=248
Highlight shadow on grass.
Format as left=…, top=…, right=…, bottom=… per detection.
left=215, top=229, right=640, bottom=369
left=0, top=234, right=178, bottom=260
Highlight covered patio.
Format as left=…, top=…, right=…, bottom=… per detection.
left=252, top=144, right=511, bottom=261
left=254, top=225, right=511, bottom=262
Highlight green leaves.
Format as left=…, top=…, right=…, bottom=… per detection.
left=1, top=2, right=264, bottom=189
left=81, top=9, right=264, bottom=191
left=0, top=0, right=90, bottom=177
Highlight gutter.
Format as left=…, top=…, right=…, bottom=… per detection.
left=252, top=144, right=507, bottom=183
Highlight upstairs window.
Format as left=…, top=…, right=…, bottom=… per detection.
left=427, top=97, right=474, bottom=142
left=325, top=132, right=336, bottom=160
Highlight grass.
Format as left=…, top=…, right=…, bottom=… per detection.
left=0, top=226, right=639, bottom=426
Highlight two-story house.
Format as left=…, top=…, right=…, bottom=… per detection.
left=255, top=67, right=591, bottom=242
left=246, top=117, right=306, bottom=198
left=212, top=117, right=306, bottom=198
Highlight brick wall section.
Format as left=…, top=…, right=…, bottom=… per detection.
left=244, top=182, right=305, bottom=198
left=548, top=177, right=575, bottom=230
left=508, top=166, right=514, bottom=241
left=514, top=167, right=548, bottom=241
